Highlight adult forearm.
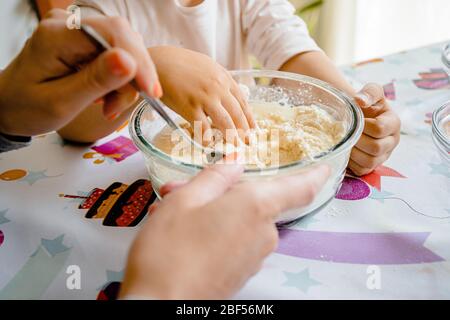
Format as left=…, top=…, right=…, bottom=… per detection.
left=0, top=69, right=32, bottom=152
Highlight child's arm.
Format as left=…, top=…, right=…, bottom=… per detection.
left=280, top=52, right=401, bottom=176
left=279, top=51, right=355, bottom=95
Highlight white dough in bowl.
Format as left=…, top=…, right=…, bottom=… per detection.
left=152, top=101, right=345, bottom=168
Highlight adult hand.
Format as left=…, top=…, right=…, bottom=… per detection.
left=119, top=164, right=330, bottom=299
left=350, top=84, right=401, bottom=176
left=0, top=9, right=160, bottom=137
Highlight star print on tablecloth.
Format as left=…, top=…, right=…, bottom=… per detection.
left=383, top=81, right=396, bottom=100
left=1, top=234, right=72, bottom=299
left=282, top=269, right=320, bottom=293
left=413, top=68, right=450, bottom=90
left=38, top=235, right=71, bottom=257
left=361, top=165, right=406, bottom=191
left=369, top=188, right=395, bottom=203
left=19, top=170, right=62, bottom=186
left=429, top=162, right=450, bottom=178
left=0, top=209, right=10, bottom=225
left=97, top=269, right=124, bottom=291
left=106, top=269, right=124, bottom=284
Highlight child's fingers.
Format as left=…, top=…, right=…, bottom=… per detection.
left=355, top=83, right=385, bottom=107
left=354, top=84, right=388, bottom=118
left=221, top=94, right=251, bottom=143
left=359, top=102, right=386, bottom=119
left=222, top=94, right=250, bottom=133
left=350, top=147, right=390, bottom=172
left=230, top=84, right=256, bottom=129
left=364, top=110, right=401, bottom=139
left=355, top=134, right=399, bottom=157
left=204, top=102, right=240, bottom=144
left=348, top=159, right=372, bottom=177
left=193, top=109, right=213, bottom=146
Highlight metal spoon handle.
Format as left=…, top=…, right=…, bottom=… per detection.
left=140, top=92, right=178, bottom=130
left=81, top=25, right=113, bottom=50
left=141, top=91, right=206, bottom=150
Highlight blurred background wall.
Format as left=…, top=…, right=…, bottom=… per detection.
left=352, top=0, right=450, bottom=64
left=296, top=0, right=450, bottom=64
left=1, top=0, right=450, bottom=69
left=0, top=0, right=38, bottom=68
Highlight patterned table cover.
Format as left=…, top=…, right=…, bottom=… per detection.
left=1, top=42, right=449, bottom=300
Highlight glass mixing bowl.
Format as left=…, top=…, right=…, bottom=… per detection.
left=443, top=42, right=450, bottom=75
left=130, top=70, right=364, bottom=224
left=432, top=101, right=450, bottom=165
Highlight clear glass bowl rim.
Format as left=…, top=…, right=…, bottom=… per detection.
left=442, top=43, right=450, bottom=69
left=129, top=69, right=364, bottom=174
left=432, top=100, right=450, bottom=149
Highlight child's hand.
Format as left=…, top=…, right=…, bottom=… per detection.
left=349, top=84, right=401, bottom=176
left=149, top=46, right=256, bottom=142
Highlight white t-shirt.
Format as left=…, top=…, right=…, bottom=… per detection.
left=74, top=0, right=321, bottom=70
left=0, top=0, right=38, bottom=68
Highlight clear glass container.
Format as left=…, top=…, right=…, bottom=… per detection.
left=432, top=101, right=450, bottom=165
left=130, top=70, right=364, bottom=223
left=443, top=43, right=450, bottom=75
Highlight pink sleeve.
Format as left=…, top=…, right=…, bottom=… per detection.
left=242, top=0, right=322, bottom=70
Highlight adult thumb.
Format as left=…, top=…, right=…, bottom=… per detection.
left=53, top=48, right=137, bottom=113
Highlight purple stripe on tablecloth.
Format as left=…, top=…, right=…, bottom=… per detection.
left=277, top=229, right=444, bottom=265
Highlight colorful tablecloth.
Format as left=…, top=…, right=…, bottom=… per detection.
left=1, top=42, right=449, bottom=300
